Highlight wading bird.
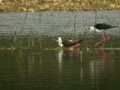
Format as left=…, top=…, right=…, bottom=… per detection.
left=89, top=23, right=117, bottom=47
left=57, top=37, right=83, bottom=48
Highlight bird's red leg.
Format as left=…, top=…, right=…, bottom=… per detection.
left=104, top=32, right=110, bottom=41
left=95, top=32, right=110, bottom=48
left=101, top=32, right=106, bottom=48
left=95, top=32, right=105, bottom=47
left=102, top=33, right=110, bottom=47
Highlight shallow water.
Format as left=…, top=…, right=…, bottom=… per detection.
left=0, top=35, right=120, bottom=90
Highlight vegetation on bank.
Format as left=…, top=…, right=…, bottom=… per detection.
left=0, top=0, right=120, bottom=12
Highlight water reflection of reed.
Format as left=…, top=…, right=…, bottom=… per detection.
left=28, top=52, right=42, bottom=78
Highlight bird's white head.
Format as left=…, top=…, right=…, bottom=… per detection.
left=89, top=26, right=95, bottom=31
left=90, top=26, right=95, bottom=30
left=89, top=26, right=103, bottom=33
left=89, top=26, right=100, bottom=33
left=57, top=37, right=63, bottom=47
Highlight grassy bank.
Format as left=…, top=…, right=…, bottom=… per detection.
left=0, top=0, right=120, bottom=12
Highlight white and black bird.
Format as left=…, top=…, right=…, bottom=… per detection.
left=89, top=23, right=117, bottom=47
left=57, top=37, right=83, bottom=48
left=89, top=23, right=117, bottom=33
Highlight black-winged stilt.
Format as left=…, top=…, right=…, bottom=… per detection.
left=57, top=37, right=83, bottom=48
left=89, top=23, right=117, bottom=47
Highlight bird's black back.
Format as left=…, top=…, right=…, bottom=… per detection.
left=63, top=40, right=83, bottom=47
left=94, top=23, right=116, bottom=30
left=78, top=40, right=83, bottom=43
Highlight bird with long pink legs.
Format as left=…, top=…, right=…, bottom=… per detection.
left=95, top=32, right=110, bottom=48
left=89, top=23, right=117, bottom=48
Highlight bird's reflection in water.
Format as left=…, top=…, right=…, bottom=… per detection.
left=58, top=50, right=64, bottom=73
left=65, top=48, right=81, bottom=58
left=95, top=48, right=110, bottom=63
left=57, top=49, right=83, bottom=85
left=57, top=49, right=82, bottom=71
left=57, top=48, right=83, bottom=75
left=94, top=48, right=111, bottom=74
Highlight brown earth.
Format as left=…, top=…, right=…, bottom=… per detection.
left=0, top=0, right=120, bottom=12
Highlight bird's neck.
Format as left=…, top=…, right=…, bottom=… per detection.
left=58, top=39, right=63, bottom=47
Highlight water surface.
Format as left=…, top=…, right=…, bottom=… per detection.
left=0, top=35, right=120, bottom=90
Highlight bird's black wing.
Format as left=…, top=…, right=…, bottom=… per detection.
left=94, top=23, right=111, bottom=29
left=63, top=40, right=83, bottom=47
left=94, top=23, right=118, bottom=30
